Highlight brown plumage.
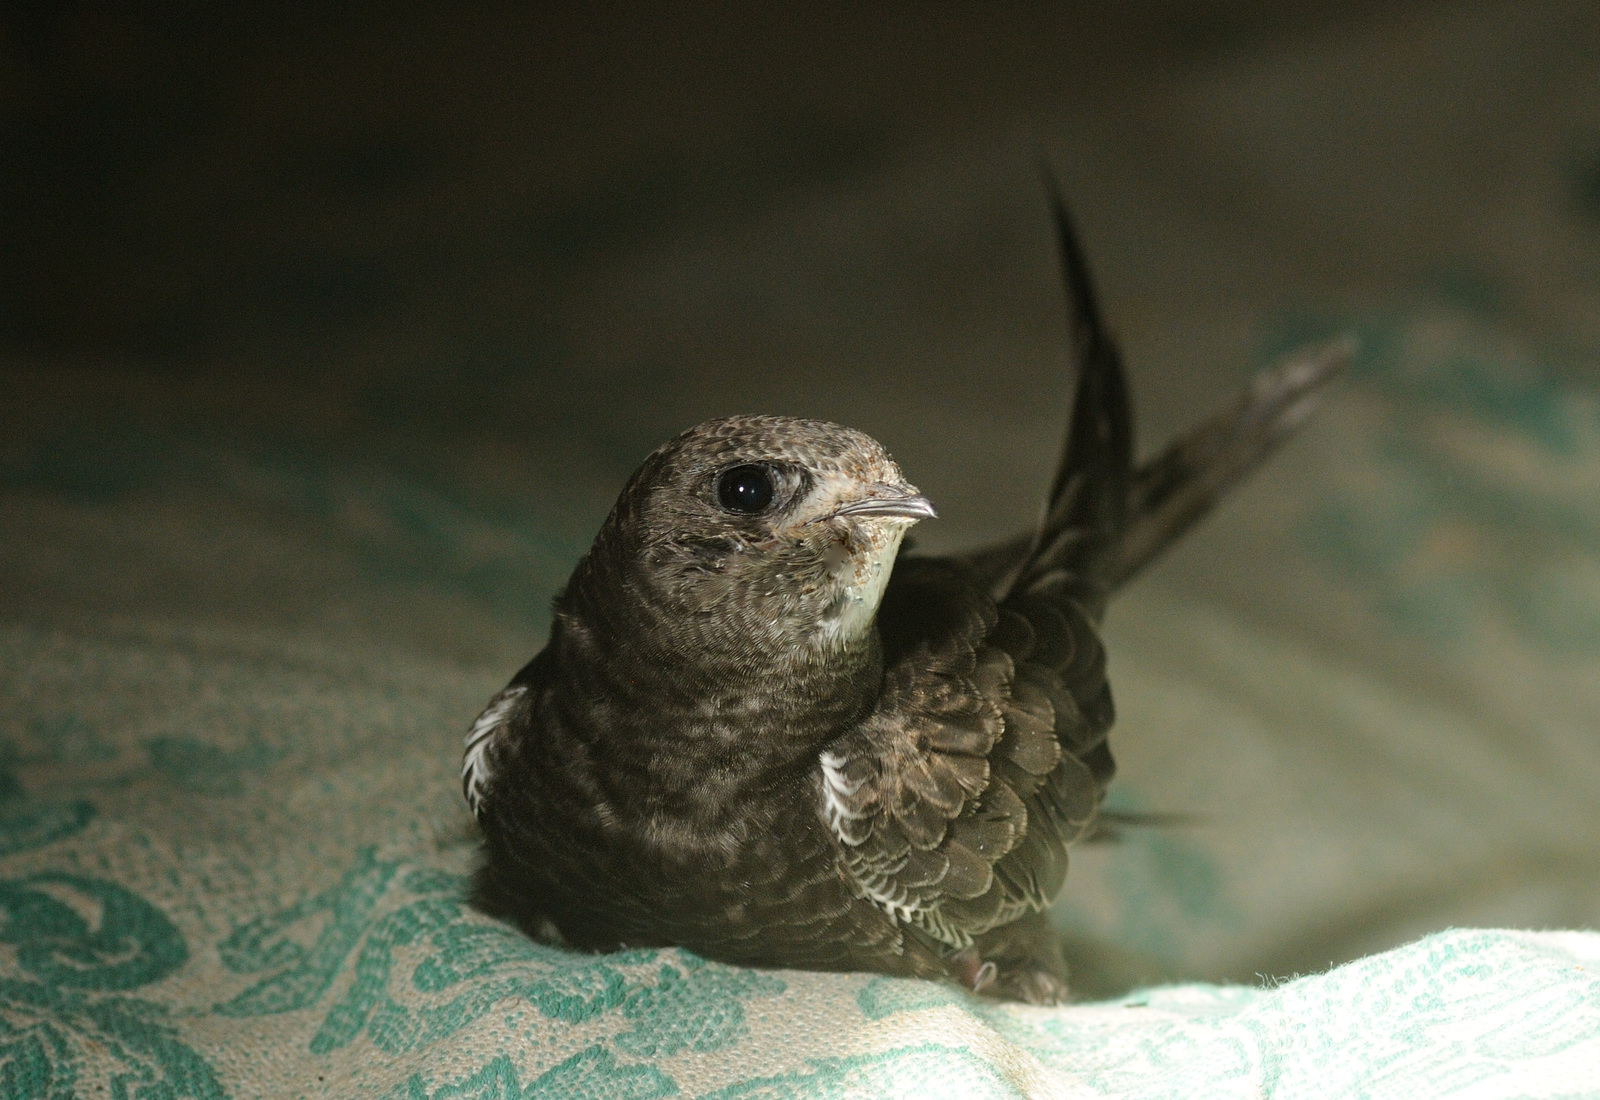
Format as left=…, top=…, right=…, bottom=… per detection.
left=463, top=186, right=1351, bottom=1002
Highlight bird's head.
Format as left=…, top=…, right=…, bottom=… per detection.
left=571, top=415, right=935, bottom=666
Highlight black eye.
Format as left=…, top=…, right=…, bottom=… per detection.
left=716, top=464, right=776, bottom=514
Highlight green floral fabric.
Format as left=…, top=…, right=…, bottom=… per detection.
left=5, top=302, right=1600, bottom=1097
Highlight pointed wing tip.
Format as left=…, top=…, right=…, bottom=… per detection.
left=1034, top=166, right=1105, bottom=348
left=1290, top=332, right=1359, bottom=380
left=1250, top=333, right=1359, bottom=433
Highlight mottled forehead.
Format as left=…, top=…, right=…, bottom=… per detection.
left=661, top=415, right=905, bottom=483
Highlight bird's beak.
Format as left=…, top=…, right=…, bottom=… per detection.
left=824, top=490, right=938, bottom=522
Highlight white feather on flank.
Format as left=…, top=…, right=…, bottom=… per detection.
left=462, top=685, right=527, bottom=817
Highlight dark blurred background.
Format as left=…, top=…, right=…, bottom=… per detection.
left=9, top=2, right=1600, bottom=540
left=4, top=0, right=1600, bottom=623
left=8, top=0, right=1408, bottom=370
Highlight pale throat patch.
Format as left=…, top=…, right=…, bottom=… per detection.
left=817, top=523, right=908, bottom=647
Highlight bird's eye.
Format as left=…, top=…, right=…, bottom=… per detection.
left=716, top=464, right=776, bottom=514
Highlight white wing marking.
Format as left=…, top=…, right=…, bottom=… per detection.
left=821, top=748, right=942, bottom=930
left=462, top=685, right=527, bottom=817
left=819, top=749, right=868, bottom=839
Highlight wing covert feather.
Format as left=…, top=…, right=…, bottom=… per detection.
left=818, top=557, right=1114, bottom=949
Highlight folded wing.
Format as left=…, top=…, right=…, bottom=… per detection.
left=820, top=181, right=1351, bottom=948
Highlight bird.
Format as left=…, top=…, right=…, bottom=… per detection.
left=462, top=184, right=1352, bottom=1003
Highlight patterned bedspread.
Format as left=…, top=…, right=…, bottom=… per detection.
left=4, top=303, right=1600, bottom=1096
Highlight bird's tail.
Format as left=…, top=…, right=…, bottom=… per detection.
left=978, top=182, right=1352, bottom=608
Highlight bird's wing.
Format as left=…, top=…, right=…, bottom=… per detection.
left=960, top=179, right=1351, bottom=600
left=822, top=182, right=1348, bottom=950
left=821, top=184, right=1126, bottom=947
left=1107, top=335, right=1351, bottom=589
left=815, top=183, right=1132, bottom=949
left=994, top=179, right=1134, bottom=619
left=961, top=336, right=1351, bottom=598
left=819, top=556, right=1112, bottom=949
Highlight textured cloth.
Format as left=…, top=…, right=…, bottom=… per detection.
left=4, top=608, right=1600, bottom=1097
left=5, top=305, right=1600, bottom=1096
